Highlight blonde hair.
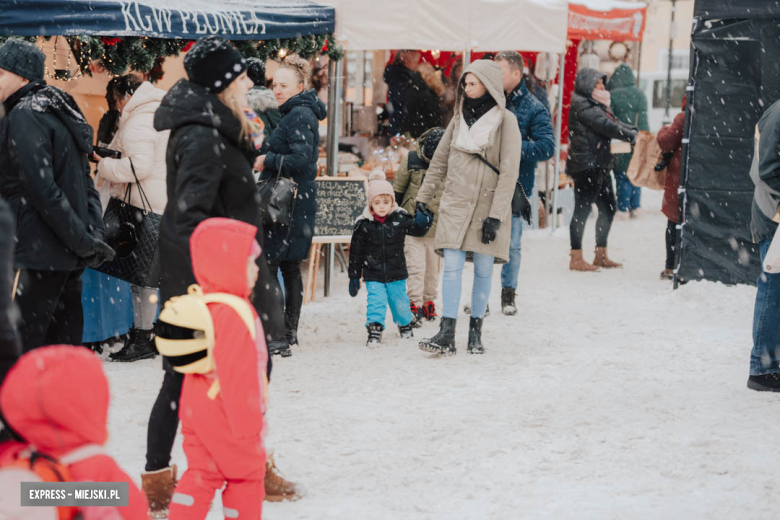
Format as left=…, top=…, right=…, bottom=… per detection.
left=418, top=63, right=446, bottom=97
left=279, top=54, right=311, bottom=90
left=217, top=88, right=254, bottom=144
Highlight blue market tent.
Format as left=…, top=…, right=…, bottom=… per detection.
left=0, top=0, right=335, bottom=39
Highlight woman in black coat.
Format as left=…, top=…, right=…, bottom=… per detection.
left=256, top=56, right=326, bottom=356
left=141, top=37, right=285, bottom=516
left=567, top=68, right=636, bottom=272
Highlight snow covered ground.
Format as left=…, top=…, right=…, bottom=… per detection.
left=104, top=190, right=776, bottom=519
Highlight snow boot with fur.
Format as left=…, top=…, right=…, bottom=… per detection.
left=593, top=247, right=623, bottom=268
left=264, top=453, right=302, bottom=502
left=570, top=249, right=600, bottom=272
left=366, top=323, right=383, bottom=347
left=419, top=317, right=457, bottom=356
left=501, top=287, right=517, bottom=316
left=467, top=317, right=485, bottom=354
left=141, top=465, right=177, bottom=519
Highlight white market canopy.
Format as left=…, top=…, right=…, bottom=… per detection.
left=324, top=0, right=569, bottom=53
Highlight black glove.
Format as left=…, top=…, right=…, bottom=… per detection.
left=481, top=218, right=501, bottom=244
left=82, top=238, right=116, bottom=269
left=349, top=278, right=361, bottom=297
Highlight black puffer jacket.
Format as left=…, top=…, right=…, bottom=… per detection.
left=566, top=68, right=637, bottom=176
left=348, top=207, right=430, bottom=283
left=261, top=89, right=326, bottom=262
left=0, top=82, right=104, bottom=271
left=0, top=199, right=20, bottom=387
left=155, top=80, right=261, bottom=302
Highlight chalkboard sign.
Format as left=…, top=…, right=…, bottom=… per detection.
left=314, top=176, right=368, bottom=240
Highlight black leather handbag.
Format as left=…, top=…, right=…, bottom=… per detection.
left=96, top=160, right=162, bottom=288
left=473, top=154, right=532, bottom=224
left=257, top=157, right=298, bottom=227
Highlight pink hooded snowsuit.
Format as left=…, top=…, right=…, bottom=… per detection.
left=168, top=217, right=268, bottom=520
left=0, top=345, right=148, bottom=520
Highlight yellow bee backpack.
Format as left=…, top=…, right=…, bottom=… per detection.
left=155, top=284, right=256, bottom=400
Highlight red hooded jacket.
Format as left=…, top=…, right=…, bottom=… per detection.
left=0, top=345, right=148, bottom=519
left=186, top=217, right=268, bottom=441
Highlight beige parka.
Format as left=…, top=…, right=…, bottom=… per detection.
left=415, top=60, right=521, bottom=263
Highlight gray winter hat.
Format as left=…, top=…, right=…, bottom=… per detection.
left=0, top=39, right=45, bottom=81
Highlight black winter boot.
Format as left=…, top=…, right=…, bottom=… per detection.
left=467, top=317, right=484, bottom=354
left=419, top=317, right=457, bottom=356
left=109, top=327, right=157, bottom=362
left=398, top=321, right=414, bottom=339
left=501, top=287, right=517, bottom=316
left=285, top=313, right=300, bottom=347
left=366, top=323, right=383, bottom=347
left=409, top=303, right=424, bottom=328
left=747, top=374, right=780, bottom=392
left=269, top=339, right=292, bottom=357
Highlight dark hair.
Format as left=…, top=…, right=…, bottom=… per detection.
left=111, top=74, right=144, bottom=102
left=105, top=77, right=120, bottom=109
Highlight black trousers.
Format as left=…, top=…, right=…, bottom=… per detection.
left=146, top=252, right=281, bottom=471
left=665, top=220, right=676, bottom=270
left=268, top=259, right=304, bottom=342
left=569, top=169, right=617, bottom=251
left=15, top=268, right=84, bottom=352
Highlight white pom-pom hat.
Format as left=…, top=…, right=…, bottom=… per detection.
left=366, top=168, right=395, bottom=206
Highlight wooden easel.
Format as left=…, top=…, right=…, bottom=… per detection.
left=303, top=236, right=351, bottom=304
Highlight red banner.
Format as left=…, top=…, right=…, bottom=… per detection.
left=567, top=4, right=647, bottom=42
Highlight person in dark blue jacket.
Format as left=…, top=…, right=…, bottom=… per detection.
left=383, top=50, right=422, bottom=135
left=495, top=51, right=555, bottom=315
left=256, top=55, right=326, bottom=357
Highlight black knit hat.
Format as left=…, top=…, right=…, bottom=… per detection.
left=0, top=38, right=45, bottom=82
left=419, top=127, right=445, bottom=163
left=246, top=58, right=266, bottom=87
left=183, top=36, right=247, bottom=94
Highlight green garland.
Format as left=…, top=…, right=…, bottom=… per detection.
left=0, top=33, right=343, bottom=79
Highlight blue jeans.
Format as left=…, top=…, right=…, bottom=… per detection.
left=614, top=170, right=641, bottom=212
left=750, top=239, right=780, bottom=376
left=442, top=249, right=495, bottom=319
left=366, top=280, right=414, bottom=328
left=500, top=216, right=524, bottom=290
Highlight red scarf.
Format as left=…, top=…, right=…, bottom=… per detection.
left=373, top=214, right=388, bottom=224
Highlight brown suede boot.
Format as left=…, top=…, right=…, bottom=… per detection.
left=265, top=453, right=302, bottom=502
left=569, top=249, right=599, bottom=272
left=593, top=247, right=623, bottom=268
left=141, top=465, right=177, bottom=518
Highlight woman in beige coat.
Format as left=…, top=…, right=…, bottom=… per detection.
left=94, top=74, right=170, bottom=362
left=416, top=60, right=521, bottom=356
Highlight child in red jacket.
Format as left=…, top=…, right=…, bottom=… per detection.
left=0, top=344, right=149, bottom=520
left=168, top=218, right=268, bottom=520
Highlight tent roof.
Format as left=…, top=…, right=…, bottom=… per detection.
left=694, top=0, right=780, bottom=20
left=0, top=0, right=335, bottom=40
left=325, top=0, right=569, bottom=53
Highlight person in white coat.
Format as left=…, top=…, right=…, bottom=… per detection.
left=94, top=74, right=169, bottom=362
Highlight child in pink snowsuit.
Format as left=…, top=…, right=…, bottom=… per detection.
left=168, top=218, right=268, bottom=520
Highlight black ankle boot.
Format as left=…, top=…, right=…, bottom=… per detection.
left=366, top=323, right=383, bottom=347
left=285, top=311, right=300, bottom=347
left=269, top=339, right=292, bottom=357
left=109, top=327, right=157, bottom=362
left=419, top=317, right=457, bottom=355
left=398, top=321, right=414, bottom=339
left=501, top=287, right=517, bottom=316
left=467, top=317, right=484, bottom=354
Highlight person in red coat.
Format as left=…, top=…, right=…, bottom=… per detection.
left=168, top=218, right=268, bottom=520
left=0, top=345, right=148, bottom=519
left=657, top=96, right=687, bottom=280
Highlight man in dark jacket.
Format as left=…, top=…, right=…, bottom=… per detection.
left=495, top=51, right=555, bottom=315
left=384, top=50, right=422, bottom=135
left=747, top=98, right=780, bottom=392
left=0, top=39, right=115, bottom=352
left=608, top=61, right=649, bottom=218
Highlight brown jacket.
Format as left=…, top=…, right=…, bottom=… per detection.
left=657, top=109, right=685, bottom=222
left=416, top=60, right=522, bottom=263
